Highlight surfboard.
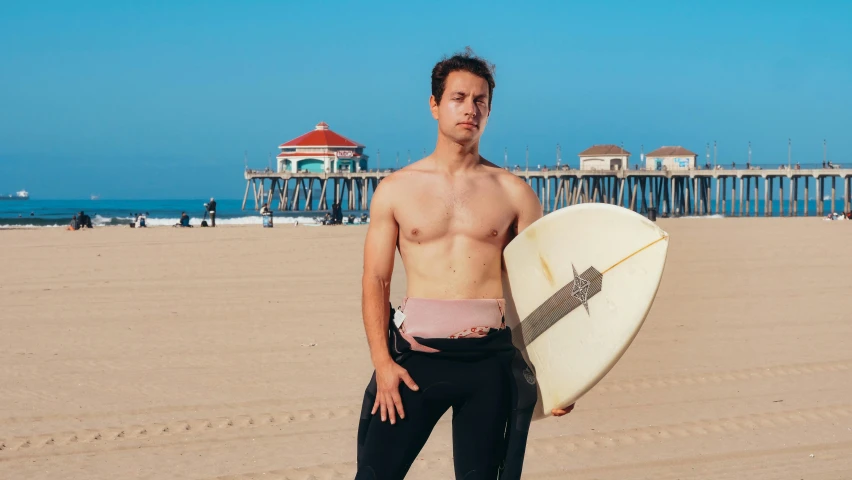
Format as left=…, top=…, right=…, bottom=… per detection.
left=502, top=203, right=669, bottom=420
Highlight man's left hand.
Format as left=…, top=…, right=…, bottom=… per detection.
left=551, top=404, right=575, bottom=417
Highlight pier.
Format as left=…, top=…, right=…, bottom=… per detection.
left=242, top=167, right=852, bottom=217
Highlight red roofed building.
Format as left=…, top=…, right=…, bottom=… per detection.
left=578, top=145, right=631, bottom=170
left=644, top=146, right=697, bottom=171
left=276, top=122, right=368, bottom=173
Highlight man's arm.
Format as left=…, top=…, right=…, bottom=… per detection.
left=508, top=175, right=543, bottom=236
left=361, top=180, right=397, bottom=366
left=361, top=177, right=419, bottom=425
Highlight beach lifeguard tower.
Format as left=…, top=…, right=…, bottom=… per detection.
left=578, top=145, right=631, bottom=170
left=276, top=122, right=368, bottom=174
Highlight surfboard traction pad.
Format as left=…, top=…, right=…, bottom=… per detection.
left=516, top=264, right=603, bottom=346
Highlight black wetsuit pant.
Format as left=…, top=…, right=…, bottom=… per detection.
left=356, top=353, right=510, bottom=480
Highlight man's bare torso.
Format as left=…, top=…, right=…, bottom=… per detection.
left=383, top=157, right=526, bottom=299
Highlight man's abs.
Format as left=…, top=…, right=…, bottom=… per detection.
left=399, top=236, right=506, bottom=298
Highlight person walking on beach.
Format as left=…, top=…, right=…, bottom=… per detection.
left=355, top=49, right=573, bottom=480
left=206, top=198, right=217, bottom=227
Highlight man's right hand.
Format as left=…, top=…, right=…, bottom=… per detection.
left=371, top=359, right=419, bottom=425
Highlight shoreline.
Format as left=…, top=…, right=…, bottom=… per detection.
left=3, top=214, right=851, bottom=230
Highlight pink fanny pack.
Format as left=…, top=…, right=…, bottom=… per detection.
left=397, top=297, right=506, bottom=353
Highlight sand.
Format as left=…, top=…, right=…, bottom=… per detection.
left=1, top=218, right=851, bottom=479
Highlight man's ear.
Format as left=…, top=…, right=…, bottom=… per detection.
left=429, top=95, right=439, bottom=120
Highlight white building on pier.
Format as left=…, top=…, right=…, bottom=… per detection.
left=578, top=145, right=631, bottom=170
left=645, top=146, right=698, bottom=171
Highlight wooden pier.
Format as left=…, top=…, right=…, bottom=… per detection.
left=242, top=168, right=852, bottom=217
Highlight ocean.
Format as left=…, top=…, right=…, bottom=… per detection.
left=0, top=198, right=846, bottom=229
left=0, top=199, right=367, bottom=228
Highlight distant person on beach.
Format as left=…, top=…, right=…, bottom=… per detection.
left=176, top=212, right=191, bottom=227
left=68, top=214, right=79, bottom=231
left=331, top=202, right=343, bottom=225
left=78, top=211, right=93, bottom=229
left=260, top=203, right=273, bottom=228
left=355, top=49, right=571, bottom=479
left=206, top=198, right=217, bottom=227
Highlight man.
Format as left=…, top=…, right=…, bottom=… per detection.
left=79, top=211, right=93, bottom=229
left=207, top=198, right=217, bottom=227
left=177, top=212, right=191, bottom=227
left=332, top=202, right=343, bottom=225
left=356, top=50, right=573, bottom=480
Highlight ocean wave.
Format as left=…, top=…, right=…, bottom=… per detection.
left=1, top=214, right=369, bottom=228
left=103, top=215, right=367, bottom=227
left=0, top=223, right=64, bottom=229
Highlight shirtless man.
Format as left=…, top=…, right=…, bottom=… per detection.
left=356, top=50, right=573, bottom=479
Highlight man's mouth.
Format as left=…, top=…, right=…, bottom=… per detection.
left=458, top=122, right=478, bottom=128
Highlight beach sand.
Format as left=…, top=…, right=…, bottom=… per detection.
left=1, top=218, right=851, bottom=479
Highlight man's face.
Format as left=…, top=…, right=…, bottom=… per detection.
left=430, top=70, right=490, bottom=146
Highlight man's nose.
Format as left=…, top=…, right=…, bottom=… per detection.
left=466, top=99, right=478, bottom=117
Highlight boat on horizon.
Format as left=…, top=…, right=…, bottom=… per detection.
left=0, top=190, right=29, bottom=201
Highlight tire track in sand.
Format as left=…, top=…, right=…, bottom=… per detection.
left=0, top=394, right=349, bottom=426
left=593, top=358, right=852, bottom=394
left=3, top=357, right=848, bottom=427
left=0, top=406, right=358, bottom=454
left=198, top=403, right=852, bottom=480
left=533, top=440, right=852, bottom=479
left=3, top=359, right=851, bottom=456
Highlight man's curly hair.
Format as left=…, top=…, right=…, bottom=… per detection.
left=431, top=47, right=496, bottom=108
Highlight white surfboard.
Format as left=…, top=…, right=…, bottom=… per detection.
left=502, top=203, right=669, bottom=420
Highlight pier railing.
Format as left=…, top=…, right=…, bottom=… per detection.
left=242, top=167, right=852, bottom=217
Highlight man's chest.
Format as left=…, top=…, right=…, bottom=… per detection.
left=395, top=184, right=517, bottom=243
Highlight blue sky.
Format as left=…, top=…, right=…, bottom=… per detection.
left=1, top=0, right=850, bottom=199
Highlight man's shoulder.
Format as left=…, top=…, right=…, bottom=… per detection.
left=370, top=165, right=427, bottom=209
left=375, top=160, right=433, bottom=190
left=489, top=164, right=533, bottom=194
left=375, top=166, right=416, bottom=190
